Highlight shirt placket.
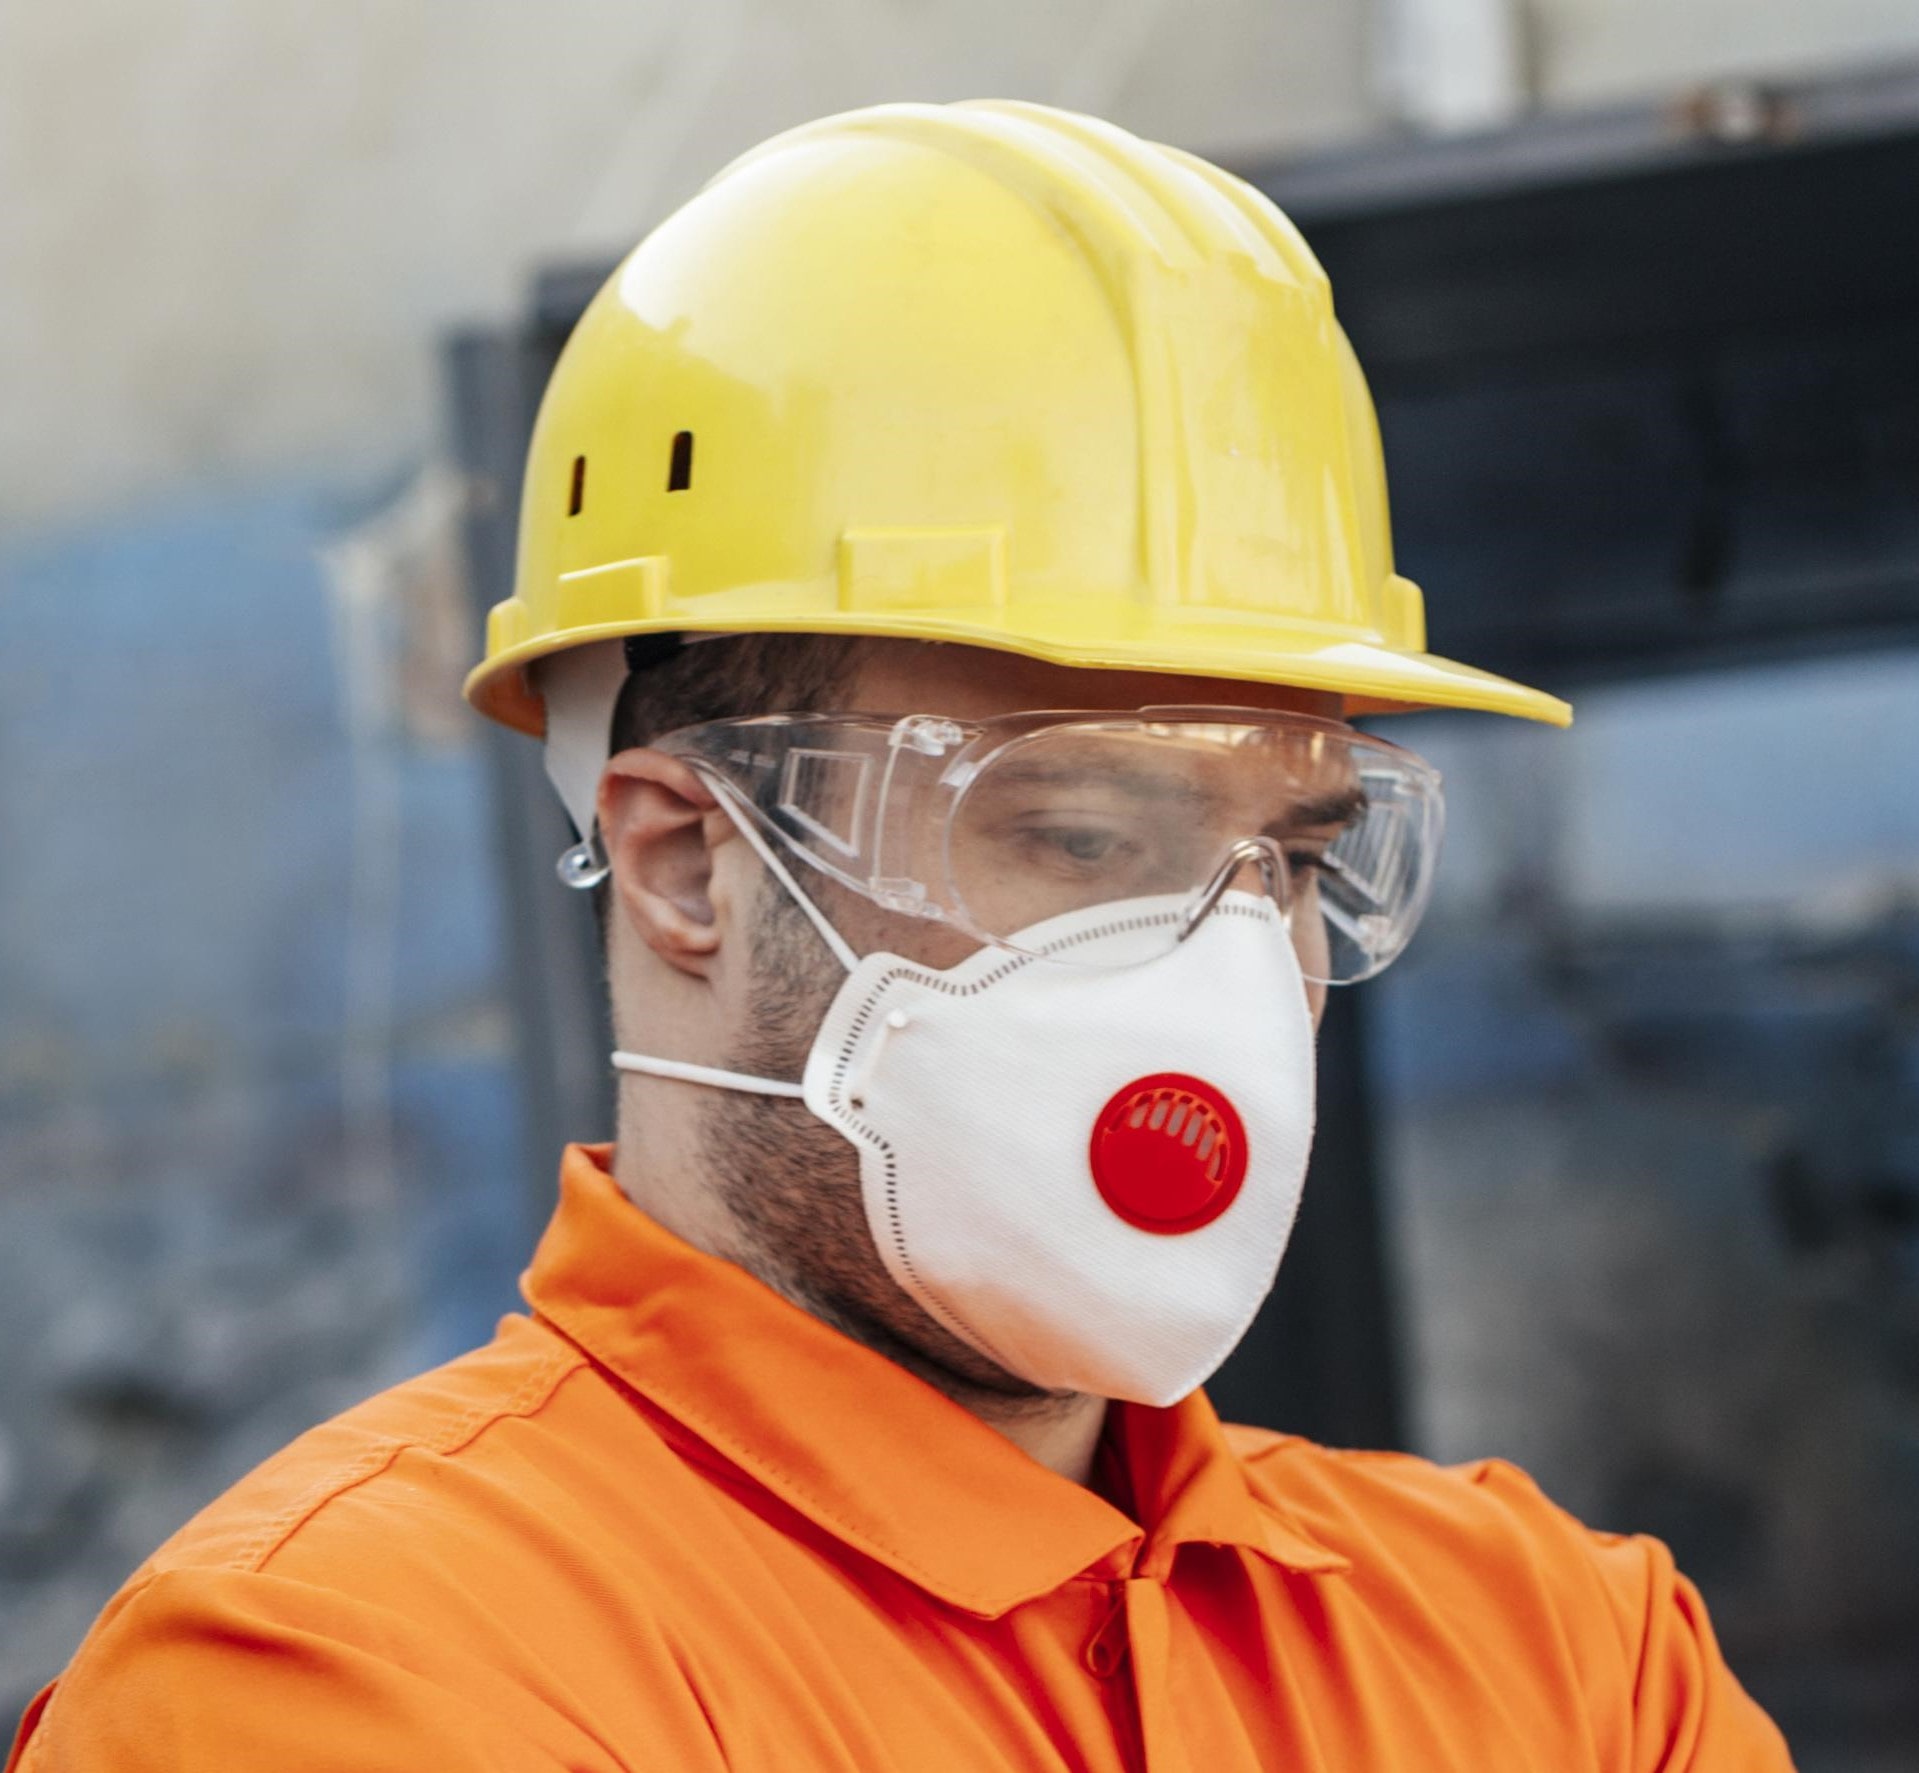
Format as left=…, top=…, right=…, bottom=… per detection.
left=1074, top=1574, right=1196, bottom=1773
left=1124, top=1577, right=1199, bottom=1773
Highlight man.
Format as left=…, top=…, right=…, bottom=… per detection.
left=10, top=101, right=1792, bottom=1769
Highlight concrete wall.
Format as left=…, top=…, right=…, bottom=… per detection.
left=1537, top=0, right=1919, bottom=103
left=0, top=0, right=1377, bottom=538
left=12, top=2, right=1919, bottom=544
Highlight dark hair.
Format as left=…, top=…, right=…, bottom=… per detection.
left=592, top=631, right=863, bottom=939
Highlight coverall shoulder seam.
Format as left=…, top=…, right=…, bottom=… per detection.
left=230, top=1343, right=587, bottom=1576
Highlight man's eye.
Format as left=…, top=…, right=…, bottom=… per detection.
left=1037, top=826, right=1120, bottom=863
left=1007, top=822, right=1135, bottom=870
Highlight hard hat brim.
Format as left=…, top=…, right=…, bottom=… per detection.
left=464, top=613, right=1572, bottom=740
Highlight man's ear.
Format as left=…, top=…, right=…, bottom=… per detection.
left=598, top=751, right=730, bottom=977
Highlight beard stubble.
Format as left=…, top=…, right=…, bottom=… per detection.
left=697, top=887, right=1068, bottom=1409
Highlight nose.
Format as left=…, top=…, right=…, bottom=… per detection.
left=1178, top=835, right=1292, bottom=943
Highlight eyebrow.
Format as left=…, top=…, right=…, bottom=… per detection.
left=983, top=762, right=1224, bottom=807
left=981, top=763, right=1366, bottom=832
left=1265, top=785, right=1367, bottom=835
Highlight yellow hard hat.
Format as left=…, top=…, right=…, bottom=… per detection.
left=465, top=99, right=1571, bottom=737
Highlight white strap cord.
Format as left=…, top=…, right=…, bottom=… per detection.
left=611, top=1052, right=806, bottom=1098
left=534, top=635, right=860, bottom=976
left=608, top=775, right=859, bottom=1100
left=704, top=780, right=861, bottom=973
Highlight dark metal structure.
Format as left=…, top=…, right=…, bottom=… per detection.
left=446, top=64, right=1919, bottom=1451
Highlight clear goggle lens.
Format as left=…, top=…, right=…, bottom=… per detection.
left=942, top=720, right=1439, bottom=983
left=665, top=711, right=1444, bottom=985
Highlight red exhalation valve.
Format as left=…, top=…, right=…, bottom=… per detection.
left=1088, top=1073, right=1249, bottom=1234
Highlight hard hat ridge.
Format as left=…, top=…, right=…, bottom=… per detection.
left=465, top=98, right=1570, bottom=739
left=719, top=99, right=1327, bottom=289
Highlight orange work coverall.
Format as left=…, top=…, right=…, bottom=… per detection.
left=10, top=1143, right=1793, bottom=1771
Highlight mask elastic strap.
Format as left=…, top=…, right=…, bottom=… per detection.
left=610, top=1052, right=804, bottom=1098
left=702, top=777, right=861, bottom=974
left=608, top=773, right=860, bottom=1099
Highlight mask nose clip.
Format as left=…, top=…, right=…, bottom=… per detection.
left=1179, top=835, right=1292, bottom=944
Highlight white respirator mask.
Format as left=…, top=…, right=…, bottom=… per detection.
left=540, top=667, right=1442, bottom=1406
left=612, top=797, right=1318, bottom=1407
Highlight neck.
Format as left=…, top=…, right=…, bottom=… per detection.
left=800, top=1294, right=1114, bottom=1487
left=610, top=1109, right=1111, bottom=1488
left=793, top=1279, right=1111, bottom=1484
left=973, top=1391, right=1110, bottom=1486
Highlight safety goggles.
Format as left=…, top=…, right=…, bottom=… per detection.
left=656, top=708, right=1445, bottom=984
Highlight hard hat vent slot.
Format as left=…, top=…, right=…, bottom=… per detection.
left=568, top=455, right=586, bottom=516
left=668, top=431, right=694, bottom=492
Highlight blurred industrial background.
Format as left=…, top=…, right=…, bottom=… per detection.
left=4, top=4, right=1918, bottom=1767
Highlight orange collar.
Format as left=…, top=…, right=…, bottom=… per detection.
left=523, top=1144, right=1347, bottom=1616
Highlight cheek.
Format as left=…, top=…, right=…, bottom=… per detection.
left=850, top=910, right=988, bottom=972
left=1288, top=892, right=1333, bottom=990
left=808, top=877, right=988, bottom=972
left=893, top=924, right=994, bottom=970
